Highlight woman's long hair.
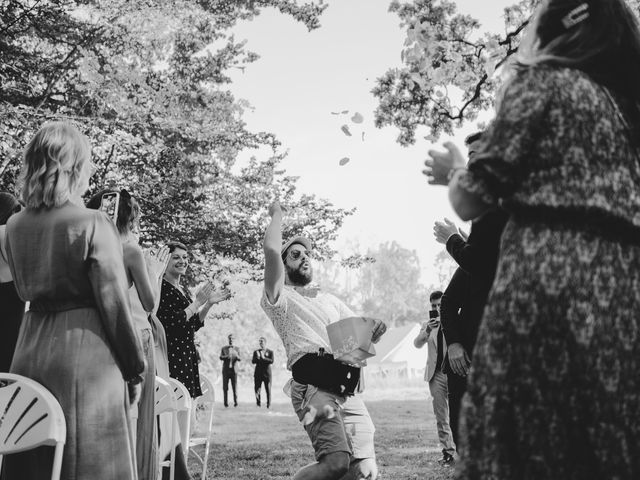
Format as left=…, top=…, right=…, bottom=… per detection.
left=21, top=122, right=91, bottom=208
left=510, top=0, right=640, bottom=136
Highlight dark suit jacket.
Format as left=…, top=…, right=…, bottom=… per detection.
left=220, top=345, right=241, bottom=371
left=440, top=208, right=508, bottom=360
left=252, top=348, right=274, bottom=377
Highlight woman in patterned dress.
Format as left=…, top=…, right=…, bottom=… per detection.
left=156, top=242, right=224, bottom=398
left=445, top=1, right=640, bottom=478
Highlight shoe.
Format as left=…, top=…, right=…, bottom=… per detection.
left=234, top=403, right=238, bottom=407
left=224, top=403, right=228, bottom=408
left=438, top=453, right=455, bottom=466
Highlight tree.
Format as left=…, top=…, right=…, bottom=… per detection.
left=1, top=0, right=350, bottom=282
left=373, top=0, right=640, bottom=145
left=355, top=241, right=431, bottom=327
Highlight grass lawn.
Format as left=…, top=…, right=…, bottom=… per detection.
left=187, top=385, right=455, bottom=480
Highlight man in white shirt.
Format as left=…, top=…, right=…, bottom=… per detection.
left=414, top=291, right=456, bottom=465
left=261, top=201, right=387, bottom=480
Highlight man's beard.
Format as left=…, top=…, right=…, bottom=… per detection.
left=286, top=263, right=312, bottom=286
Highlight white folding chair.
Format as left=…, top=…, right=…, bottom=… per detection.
left=188, top=374, right=215, bottom=479
left=167, top=378, right=192, bottom=449
left=155, top=376, right=177, bottom=480
left=0, top=373, right=66, bottom=480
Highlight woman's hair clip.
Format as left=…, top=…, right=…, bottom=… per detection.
left=562, top=3, right=589, bottom=29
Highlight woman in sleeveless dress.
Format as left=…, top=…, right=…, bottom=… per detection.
left=3, top=121, right=145, bottom=480
left=87, top=189, right=169, bottom=480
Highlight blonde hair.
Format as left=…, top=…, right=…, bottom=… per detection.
left=21, top=122, right=91, bottom=208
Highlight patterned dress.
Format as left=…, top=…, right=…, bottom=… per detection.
left=456, top=66, right=640, bottom=479
left=157, top=279, right=203, bottom=397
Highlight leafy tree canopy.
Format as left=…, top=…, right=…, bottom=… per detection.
left=374, top=0, right=640, bottom=145
left=0, top=0, right=356, bottom=282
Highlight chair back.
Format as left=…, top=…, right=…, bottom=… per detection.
left=0, top=373, right=66, bottom=454
left=167, top=378, right=191, bottom=412
left=198, top=375, right=215, bottom=405
left=154, top=377, right=177, bottom=415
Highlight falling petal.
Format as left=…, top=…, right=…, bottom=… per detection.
left=339, top=157, right=350, bottom=166
left=331, top=111, right=341, bottom=115
left=351, top=112, right=364, bottom=124
left=341, top=125, right=352, bottom=137
left=341, top=110, right=349, bottom=114
left=361, top=132, right=365, bottom=142
left=424, top=134, right=438, bottom=142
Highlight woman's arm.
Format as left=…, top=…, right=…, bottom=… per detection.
left=125, top=243, right=156, bottom=312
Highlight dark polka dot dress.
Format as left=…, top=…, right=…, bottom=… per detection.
left=157, top=279, right=203, bottom=397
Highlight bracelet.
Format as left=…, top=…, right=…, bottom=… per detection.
left=447, top=167, right=466, bottom=182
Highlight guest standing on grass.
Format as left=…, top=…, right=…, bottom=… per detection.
left=261, top=200, right=387, bottom=480
left=0, top=192, right=24, bottom=373
left=428, top=1, right=640, bottom=477
left=413, top=290, right=456, bottom=466
left=87, top=189, right=169, bottom=480
left=252, top=336, right=274, bottom=408
left=157, top=241, right=230, bottom=398
left=2, top=122, right=145, bottom=480
left=220, top=333, right=241, bottom=407
left=428, top=132, right=509, bottom=448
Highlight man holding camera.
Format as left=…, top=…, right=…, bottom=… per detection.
left=260, top=201, right=387, bottom=480
left=414, top=290, right=456, bottom=465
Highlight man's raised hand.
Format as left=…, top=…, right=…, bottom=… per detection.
left=268, top=200, right=283, bottom=218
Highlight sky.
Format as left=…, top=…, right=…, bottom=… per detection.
left=228, top=0, right=515, bottom=287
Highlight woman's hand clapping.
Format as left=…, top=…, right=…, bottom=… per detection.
left=195, top=281, right=214, bottom=307
left=208, top=287, right=232, bottom=305
left=145, top=245, right=170, bottom=280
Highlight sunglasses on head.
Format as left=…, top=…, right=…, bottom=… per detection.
left=289, top=249, right=312, bottom=260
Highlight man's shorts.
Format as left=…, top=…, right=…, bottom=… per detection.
left=289, top=379, right=376, bottom=462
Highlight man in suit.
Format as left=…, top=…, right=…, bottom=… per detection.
left=431, top=131, right=509, bottom=446
left=220, top=334, right=241, bottom=407
left=414, top=290, right=456, bottom=465
left=252, top=336, right=274, bottom=408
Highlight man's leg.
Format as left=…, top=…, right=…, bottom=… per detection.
left=222, top=370, right=229, bottom=407
left=340, top=395, right=378, bottom=480
left=293, top=452, right=350, bottom=480
left=231, top=371, right=238, bottom=406
left=428, top=370, right=456, bottom=460
left=290, top=380, right=352, bottom=480
left=254, top=375, right=262, bottom=407
left=447, top=372, right=467, bottom=448
left=265, top=375, right=272, bottom=408
left=340, top=458, right=378, bottom=480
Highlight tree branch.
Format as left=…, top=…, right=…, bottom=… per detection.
left=0, top=0, right=44, bottom=36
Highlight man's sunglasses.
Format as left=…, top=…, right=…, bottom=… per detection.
left=289, top=249, right=313, bottom=260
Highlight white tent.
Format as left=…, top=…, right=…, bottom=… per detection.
left=366, top=323, right=426, bottom=379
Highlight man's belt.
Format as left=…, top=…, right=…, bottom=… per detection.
left=291, top=351, right=360, bottom=396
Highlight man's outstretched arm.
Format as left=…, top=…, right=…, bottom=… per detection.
left=264, top=201, right=285, bottom=304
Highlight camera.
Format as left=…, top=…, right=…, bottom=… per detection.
left=429, top=309, right=439, bottom=319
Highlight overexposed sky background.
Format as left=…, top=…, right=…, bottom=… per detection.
left=229, top=0, right=514, bottom=287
